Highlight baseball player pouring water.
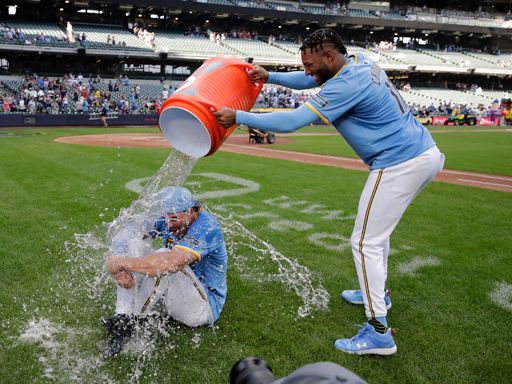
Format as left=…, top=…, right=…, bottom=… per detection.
left=214, top=28, right=445, bottom=355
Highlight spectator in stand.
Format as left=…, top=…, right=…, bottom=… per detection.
left=27, top=97, right=36, bottom=113
left=117, top=97, right=125, bottom=112
left=490, top=99, right=500, bottom=124
left=82, top=98, right=89, bottom=113
left=131, top=99, right=138, bottom=114
left=162, top=88, right=169, bottom=100
left=504, top=102, right=512, bottom=126
left=101, top=99, right=110, bottom=127
left=76, top=97, right=83, bottom=113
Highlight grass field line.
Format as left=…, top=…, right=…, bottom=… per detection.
left=232, top=128, right=512, bottom=137
left=456, top=178, right=512, bottom=189
left=442, top=169, right=512, bottom=182
left=223, top=143, right=363, bottom=163
left=429, top=128, right=512, bottom=133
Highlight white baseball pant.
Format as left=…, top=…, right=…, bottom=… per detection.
left=115, top=250, right=213, bottom=327
left=351, top=145, right=445, bottom=319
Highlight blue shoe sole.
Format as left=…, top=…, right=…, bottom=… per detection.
left=334, top=341, right=397, bottom=355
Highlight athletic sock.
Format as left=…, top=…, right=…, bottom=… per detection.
left=368, top=317, right=388, bottom=334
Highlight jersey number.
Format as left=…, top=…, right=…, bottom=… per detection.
left=385, top=80, right=408, bottom=114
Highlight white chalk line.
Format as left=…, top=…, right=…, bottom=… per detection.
left=457, top=178, right=512, bottom=189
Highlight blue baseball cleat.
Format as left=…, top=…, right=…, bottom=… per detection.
left=334, top=323, right=397, bottom=355
left=340, top=289, right=392, bottom=310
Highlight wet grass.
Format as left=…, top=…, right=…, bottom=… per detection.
left=0, top=127, right=511, bottom=384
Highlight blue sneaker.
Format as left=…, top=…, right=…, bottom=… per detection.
left=334, top=323, right=397, bottom=355
left=340, top=289, right=392, bottom=310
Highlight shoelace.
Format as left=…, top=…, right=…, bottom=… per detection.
left=350, top=324, right=370, bottom=343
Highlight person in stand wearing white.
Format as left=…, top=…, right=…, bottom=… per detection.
left=214, top=28, right=445, bottom=355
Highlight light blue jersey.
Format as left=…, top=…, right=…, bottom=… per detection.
left=237, top=54, right=435, bottom=169
left=151, top=210, right=227, bottom=322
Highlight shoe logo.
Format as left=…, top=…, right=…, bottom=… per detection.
left=356, top=342, right=367, bottom=349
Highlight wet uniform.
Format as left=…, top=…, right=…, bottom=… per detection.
left=116, top=209, right=227, bottom=326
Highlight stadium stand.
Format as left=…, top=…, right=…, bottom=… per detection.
left=222, top=38, right=299, bottom=62
left=156, top=32, right=233, bottom=58
left=70, top=23, right=153, bottom=52
left=2, top=0, right=512, bottom=127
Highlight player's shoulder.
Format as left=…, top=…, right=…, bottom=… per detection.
left=325, top=54, right=370, bottom=87
left=195, top=209, right=221, bottom=229
left=347, top=53, right=374, bottom=69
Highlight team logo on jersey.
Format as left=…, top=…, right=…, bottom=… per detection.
left=311, top=94, right=329, bottom=109
left=183, top=235, right=201, bottom=248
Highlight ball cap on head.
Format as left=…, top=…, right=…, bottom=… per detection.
left=158, top=186, right=197, bottom=214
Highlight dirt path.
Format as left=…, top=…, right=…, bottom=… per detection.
left=55, top=133, right=512, bottom=193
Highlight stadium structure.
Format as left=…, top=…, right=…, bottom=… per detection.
left=1, top=0, right=512, bottom=127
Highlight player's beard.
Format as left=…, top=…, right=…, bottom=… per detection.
left=312, top=68, right=333, bottom=85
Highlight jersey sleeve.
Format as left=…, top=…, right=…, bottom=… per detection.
left=268, top=71, right=318, bottom=90
left=236, top=104, right=319, bottom=132
left=174, top=214, right=222, bottom=261
left=305, top=71, right=366, bottom=124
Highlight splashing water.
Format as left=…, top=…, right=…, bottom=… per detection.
left=216, top=211, right=330, bottom=317
left=19, top=147, right=329, bottom=383
left=57, top=149, right=197, bottom=383
left=18, top=318, right=114, bottom=383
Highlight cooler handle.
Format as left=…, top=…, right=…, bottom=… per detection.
left=196, top=97, right=220, bottom=113
left=229, top=62, right=264, bottom=97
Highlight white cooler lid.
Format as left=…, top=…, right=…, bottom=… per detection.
left=159, top=106, right=212, bottom=158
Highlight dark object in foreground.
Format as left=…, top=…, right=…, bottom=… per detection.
left=230, top=357, right=275, bottom=384
left=230, top=356, right=367, bottom=384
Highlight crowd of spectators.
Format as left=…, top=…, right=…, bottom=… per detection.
left=0, top=22, right=70, bottom=46
left=1, top=73, right=511, bottom=127
left=0, top=73, right=173, bottom=115
left=105, top=34, right=127, bottom=47
left=254, top=85, right=309, bottom=109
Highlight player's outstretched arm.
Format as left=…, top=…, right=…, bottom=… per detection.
left=214, top=104, right=318, bottom=132
left=267, top=71, right=318, bottom=90
left=238, top=104, right=319, bottom=132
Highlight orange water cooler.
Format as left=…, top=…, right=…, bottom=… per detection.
left=159, top=56, right=263, bottom=158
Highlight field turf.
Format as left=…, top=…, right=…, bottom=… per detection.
left=0, top=126, right=510, bottom=384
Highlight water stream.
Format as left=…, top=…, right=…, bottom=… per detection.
left=16, top=148, right=329, bottom=383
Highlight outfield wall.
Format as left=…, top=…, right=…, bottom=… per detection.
left=0, top=114, right=159, bottom=128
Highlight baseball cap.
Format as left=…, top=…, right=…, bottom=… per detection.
left=158, top=186, right=196, bottom=214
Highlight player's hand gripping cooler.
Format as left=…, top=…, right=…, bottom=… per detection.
left=159, top=55, right=263, bottom=158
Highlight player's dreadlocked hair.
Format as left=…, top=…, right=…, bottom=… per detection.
left=300, top=28, right=347, bottom=55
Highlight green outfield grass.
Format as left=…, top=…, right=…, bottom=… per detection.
left=0, top=127, right=511, bottom=384
left=271, top=126, right=512, bottom=176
